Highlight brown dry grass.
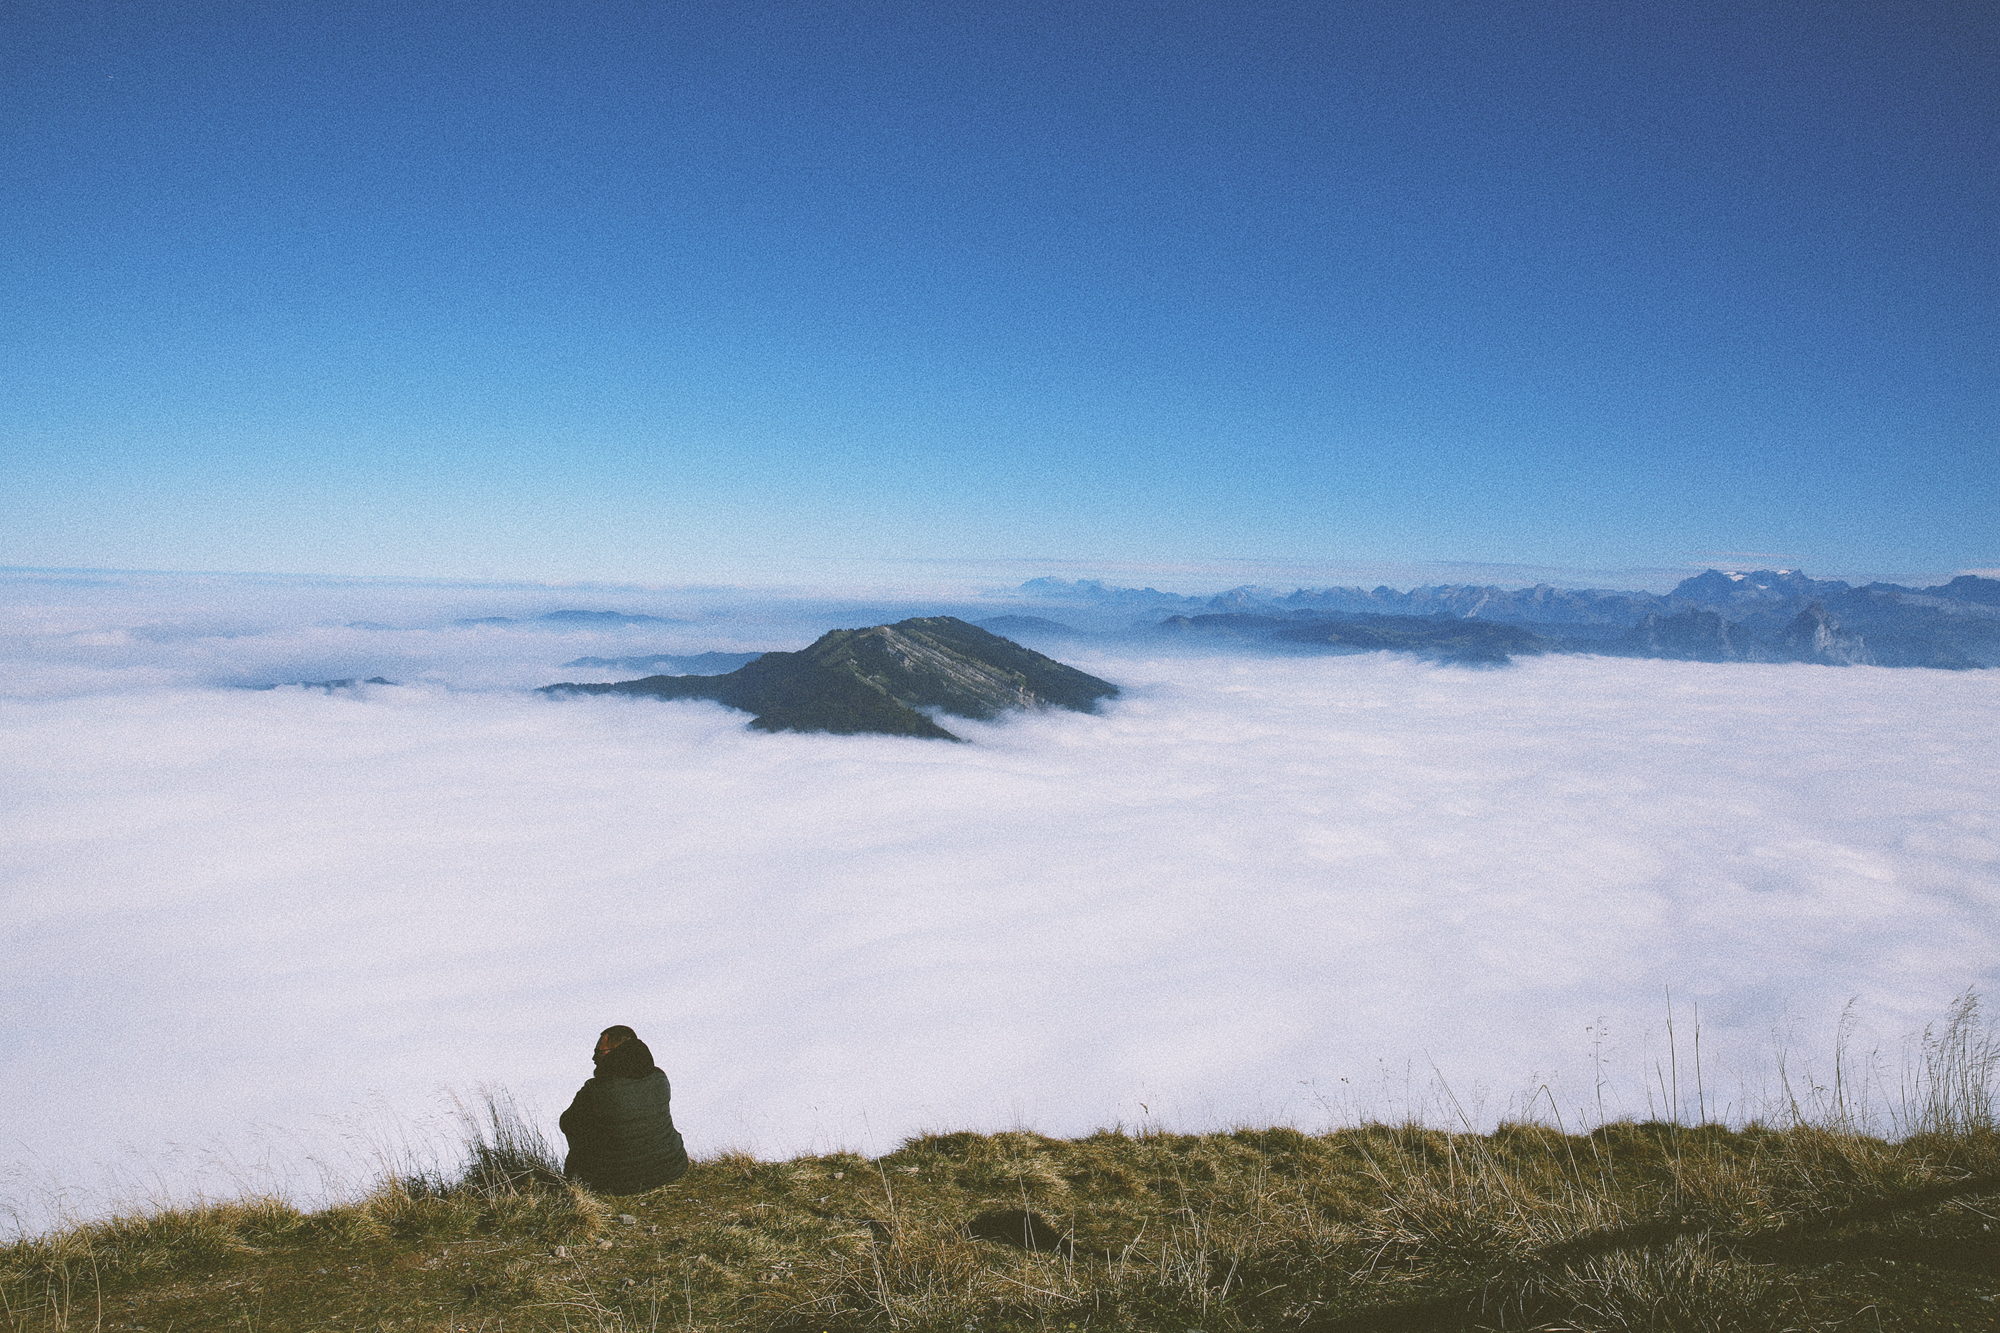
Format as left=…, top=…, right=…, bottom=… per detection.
left=5, top=1118, right=1998, bottom=1333
left=7, top=995, right=1996, bottom=1330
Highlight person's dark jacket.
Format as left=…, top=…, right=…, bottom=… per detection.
left=559, top=1049, right=688, bottom=1194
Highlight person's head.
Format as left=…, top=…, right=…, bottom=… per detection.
left=591, top=1024, right=655, bottom=1079
left=595, top=1025, right=638, bottom=1058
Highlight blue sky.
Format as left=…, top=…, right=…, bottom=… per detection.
left=4, top=0, right=1993, bottom=587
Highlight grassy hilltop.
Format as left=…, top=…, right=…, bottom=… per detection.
left=8, top=1000, right=1999, bottom=1332
left=7, top=1120, right=1999, bottom=1332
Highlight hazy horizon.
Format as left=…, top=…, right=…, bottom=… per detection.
left=7, top=550, right=1996, bottom=607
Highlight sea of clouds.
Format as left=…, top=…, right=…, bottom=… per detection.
left=4, top=570, right=1997, bottom=1235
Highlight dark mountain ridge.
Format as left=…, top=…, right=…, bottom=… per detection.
left=540, top=617, right=1118, bottom=740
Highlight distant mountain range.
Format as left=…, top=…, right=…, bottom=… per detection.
left=1003, top=570, right=2000, bottom=669
left=540, top=617, right=1118, bottom=740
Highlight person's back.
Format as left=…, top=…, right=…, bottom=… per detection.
left=559, top=1025, right=688, bottom=1194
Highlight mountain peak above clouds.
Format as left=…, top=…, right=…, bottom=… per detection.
left=1668, top=569, right=1850, bottom=606
left=540, top=617, right=1118, bottom=740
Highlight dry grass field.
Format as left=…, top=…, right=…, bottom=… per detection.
left=6, top=1118, right=1998, bottom=1331
left=8, top=998, right=1998, bottom=1331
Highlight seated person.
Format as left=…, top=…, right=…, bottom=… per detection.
left=559, top=1024, right=689, bottom=1193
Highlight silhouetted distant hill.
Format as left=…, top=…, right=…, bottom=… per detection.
left=561, top=651, right=766, bottom=673
left=540, top=617, right=1118, bottom=740
left=248, top=677, right=397, bottom=692
left=455, top=610, right=679, bottom=628
left=539, top=609, right=678, bottom=625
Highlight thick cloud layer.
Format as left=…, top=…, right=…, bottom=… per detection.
left=4, top=575, right=1996, bottom=1234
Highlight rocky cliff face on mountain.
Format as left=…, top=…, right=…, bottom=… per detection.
left=1773, top=604, right=1874, bottom=666
left=540, top=617, right=1119, bottom=740
left=1604, top=602, right=1874, bottom=665
left=1615, top=608, right=1751, bottom=662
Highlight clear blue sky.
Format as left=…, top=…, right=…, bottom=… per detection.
left=4, top=0, right=1993, bottom=586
